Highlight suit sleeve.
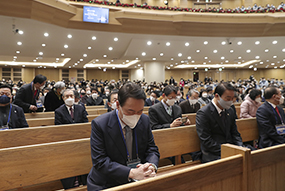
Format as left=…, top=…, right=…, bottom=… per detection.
left=256, top=106, right=285, bottom=144
left=14, top=87, right=30, bottom=111
left=149, top=107, right=170, bottom=130
left=18, top=107, right=29, bottom=128
left=54, top=110, right=62, bottom=125
left=82, top=107, right=89, bottom=123
left=90, top=120, right=130, bottom=183
left=196, top=109, right=221, bottom=154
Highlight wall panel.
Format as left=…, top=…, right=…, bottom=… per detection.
left=35, top=68, right=60, bottom=81
left=86, top=69, right=120, bottom=81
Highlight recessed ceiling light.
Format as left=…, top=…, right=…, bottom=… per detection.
left=83, top=54, right=87, bottom=57
left=237, top=41, right=242, bottom=45
left=69, top=66, right=71, bottom=68
left=283, top=59, right=285, bottom=62
left=272, top=40, right=278, bottom=44
left=88, top=46, right=92, bottom=50
left=260, top=62, right=263, bottom=64
left=225, top=60, right=229, bottom=63
left=152, top=58, right=156, bottom=60
left=255, top=41, right=260, bottom=45
left=271, top=63, right=275, bottom=65
left=238, top=56, right=242, bottom=59
left=160, top=53, right=164, bottom=56
left=13, top=56, right=17, bottom=59
left=114, top=37, right=118, bottom=41
left=196, top=50, right=200, bottom=53
left=75, top=63, right=78, bottom=65
left=92, top=36, right=96, bottom=40
left=178, top=53, right=182, bottom=57
left=213, top=50, right=217, bottom=53
left=246, top=49, right=251, bottom=53
left=80, top=59, right=83, bottom=61
left=96, top=59, right=99, bottom=62
left=126, top=60, right=129, bottom=62
left=147, top=41, right=152, bottom=45
left=255, top=56, right=260, bottom=59
left=170, top=64, right=173, bottom=67
left=273, top=55, right=277, bottom=58
left=204, top=41, right=208, bottom=45
left=138, top=64, right=141, bottom=66
left=36, top=57, right=38, bottom=59
left=274, top=66, right=277, bottom=69
left=44, top=33, right=49, bottom=37
left=103, top=55, right=107, bottom=57
left=67, top=34, right=72, bottom=38
left=33, top=60, right=36, bottom=62
left=191, top=60, right=195, bottom=63
left=135, top=58, right=138, bottom=60
left=230, top=50, right=234, bottom=53
left=64, top=44, right=68, bottom=48
left=44, top=66, right=46, bottom=69
left=39, top=52, right=43, bottom=55
left=18, top=30, right=24, bottom=35
left=266, top=60, right=269, bottom=62
left=221, top=41, right=226, bottom=45
left=109, top=47, right=113, bottom=51
left=134, top=66, right=137, bottom=68
left=171, top=58, right=174, bottom=60
left=166, top=42, right=170, bottom=46
left=107, top=62, right=111, bottom=64
left=56, top=58, right=59, bottom=60
left=265, top=49, right=269, bottom=52
left=203, top=62, right=206, bottom=64
left=254, top=68, right=257, bottom=71
left=204, top=57, right=208, bottom=59
left=60, top=53, right=64, bottom=57
left=17, top=42, right=22, bottom=46
left=42, top=43, right=46, bottom=47
left=16, top=51, right=20, bottom=54
left=22, top=65, right=25, bottom=67
left=142, top=52, right=146, bottom=56
left=187, top=56, right=191, bottom=59
left=282, top=48, right=285, bottom=52
left=221, top=56, right=225, bottom=60
left=185, top=42, right=190, bottom=46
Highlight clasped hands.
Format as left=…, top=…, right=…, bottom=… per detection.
left=128, top=163, right=156, bottom=181
left=170, top=117, right=191, bottom=128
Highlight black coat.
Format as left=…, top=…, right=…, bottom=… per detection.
left=144, top=98, right=159, bottom=106
left=6, top=104, right=29, bottom=128
left=86, top=97, right=104, bottom=106
left=44, top=89, right=64, bottom=112
left=179, top=100, right=200, bottom=114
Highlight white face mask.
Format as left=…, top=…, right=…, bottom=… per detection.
left=120, top=107, right=141, bottom=129
left=150, top=96, right=155, bottom=102
left=106, top=92, right=110, bottom=96
left=111, top=102, right=117, bottom=110
left=166, top=98, right=176, bottom=106
left=92, top=93, right=98, bottom=99
left=60, top=89, right=64, bottom=94
left=44, top=93, right=47, bottom=96
left=255, top=97, right=261, bottom=103
left=278, top=96, right=284, bottom=104
left=202, top=93, right=208, bottom=98
left=40, top=85, right=44, bottom=90
left=189, top=99, right=198, bottom=105
left=176, top=95, right=182, bottom=100
left=65, top=97, right=74, bottom=106
left=86, top=91, right=91, bottom=95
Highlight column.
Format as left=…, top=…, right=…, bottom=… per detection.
left=144, top=61, right=165, bottom=83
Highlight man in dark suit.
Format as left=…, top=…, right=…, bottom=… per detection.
left=87, top=83, right=160, bottom=190
left=0, top=84, right=28, bottom=129
left=86, top=88, right=104, bottom=106
left=196, top=82, right=243, bottom=163
left=179, top=89, right=200, bottom=114
left=55, top=89, right=88, bottom=125
left=256, top=86, right=285, bottom=148
left=54, top=89, right=88, bottom=189
left=145, top=91, right=159, bottom=106
left=106, top=89, right=118, bottom=112
left=13, top=74, right=47, bottom=113
left=169, top=76, right=175, bottom=85
left=149, top=85, right=190, bottom=130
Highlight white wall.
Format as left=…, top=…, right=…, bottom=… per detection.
left=130, top=68, right=144, bottom=81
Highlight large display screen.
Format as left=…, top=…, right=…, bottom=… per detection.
left=83, top=6, right=109, bottom=24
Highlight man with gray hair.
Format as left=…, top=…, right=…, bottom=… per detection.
left=179, top=89, right=200, bottom=114
left=44, top=81, right=65, bottom=111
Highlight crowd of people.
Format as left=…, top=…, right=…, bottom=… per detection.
left=0, top=74, right=284, bottom=189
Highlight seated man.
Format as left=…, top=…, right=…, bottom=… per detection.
left=256, top=86, right=285, bottom=148
left=179, top=89, right=200, bottom=114
left=149, top=85, right=190, bottom=130
left=145, top=91, right=159, bottom=106
left=107, top=89, right=119, bottom=112
left=196, top=82, right=243, bottom=163
left=87, top=83, right=160, bottom=190
left=0, top=84, right=28, bottom=129
left=86, top=88, right=104, bottom=106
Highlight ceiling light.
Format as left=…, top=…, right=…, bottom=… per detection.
left=114, top=37, right=118, bottom=41
left=170, top=64, right=173, bottom=67
left=273, top=55, right=277, bottom=58
left=187, top=56, right=191, bottom=59
left=191, top=60, right=195, bottom=63
left=83, top=54, right=87, bottom=57
left=221, top=56, right=225, bottom=60
left=88, top=46, right=91, bottom=50
left=138, top=64, right=141, bottom=66
left=221, top=41, right=226, bottom=45
left=274, top=66, right=277, bottom=69
left=39, top=52, right=43, bottom=55
left=237, top=41, right=242, bottom=45
left=166, top=42, right=170, bottom=46
left=203, top=62, right=206, bottom=64
left=265, top=49, right=269, bottom=52
left=13, top=56, right=17, bottom=59
left=56, top=58, right=59, bottom=60
left=230, top=50, right=234, bottom=53
left=42, top=44, right=46, bottom=47
left=246, top=49, right=251, bottom=53
left=64, top=44, right=68, bottom=48
left=171, top=58, right=174, bottom=60
left=16, top=51, right=20, bottom=54
left=204, top=57, right=208, bottom=59
left=103, top=55, right=107, bottom=57
left=92, top=36, right=96, bottom=40
left=196, top=50, right=200, bottom=53
left=33, top=60, right=36, bottom=62
left=126, top=60, right=129, bottom=62
left=44, top=33, right=49, bottom=37
left=204, top=41, right=208, bottom=45
left=135, top=58, right=138, bottom=60
left=238, top=56, right=242, bottom=59
left=225, top=60, right=229, bottom=63
left=178, top=53, right=182, bottom=57
left=254, top=68, right=257, bottom=71
left=67, top=34, right=72, bottom=38
left=260, top=62, right=263, bottom=64
left=111, top=60, right=114, bottom=62
left=75, top=63, right=78, bottom=65
left=152, top=58, right=156, bottom=60
left=96, top=59, right=99, bottom=62
left=69, top=66, right=71, bottom=68
left=147, top=41, right=152, bottom=45
left=142, top=52, right=146, bottom=56
left=271, top=63, right=275, bottom=65
left=255, top=41, right=260, bottom=45
left=282, top=48, right=285, bottom=52
left=108, top=62, right=111, bottom=64
left=109, top=47, right=113, bottom=51
left=17, top=42, right=22, bottom=46
left=18, top=30, right=24, bottom=35
left=272, top=40, right=278, bottom=44
left=213, top=50, right=217, bottom=53
left=205, top=68, right=208, bottom=71
left=160, top=53, right=164, bottom=56
left=255, top=56, right=260, bottom=59
left=22, top=65, right=25, bottom=67
left=185, top=42, right=189, bottom=46
left=61, top=53, right=64, bottom=56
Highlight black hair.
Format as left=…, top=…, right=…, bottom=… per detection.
left=91, top=88, right=98, bottom=93
left=249, top=89, right=262, bottom=100
left=118, top=82, right=146, bottom=107
left=33, top=74, right=47, bottom=84
left=264, top=86, right=278, bottom=99
left=199, top=89, right=207, bottom=97
left=108, top=89, right=119, bottom=102
left=206, top=87, right=213, bottom=93
left=150, top=90, right=159, bottom=98
left=0, top=84, right=12, bottom=93
left=73, top=90, right=80, bottom=99
left=163, top=85, right=178, bottom=96
left=245, top=87, right=253, bottom=95
left=214, top=82, right=236, bottom=97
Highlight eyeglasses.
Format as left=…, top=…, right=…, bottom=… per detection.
left=0, top=92, right=11, bottom=96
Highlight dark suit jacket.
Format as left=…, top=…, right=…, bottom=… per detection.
left=144, top=98, right=159, bottom=106
left=87, top=110, right=159, bottom=190
left=8, top=104, right=29, bottom=128
left=196, top=102, right=243, bottom=163
left=256, top=101, right=285, bottom=148
left=149, top=102, right=182, bottom=130
left=13, top=83, right=39, bottom=113
left=179, top=100, right=200, bottom=114
left=44, top=89, right=64, bottom=112
left=54, top=104, right=89, bottom=125
left=86, top=97, right=104, bottom=106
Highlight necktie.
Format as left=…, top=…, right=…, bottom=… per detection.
left=167, top=106, right=172, bottom=116
left=275, top=107, right=282, bottom=122
left=220, top=110, right=227, bottom=128
left=70, top=107, right=74, bottom=119
left=33, top=90, right=38, bottom=98
left=125, top=126, right=133, bottom=160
